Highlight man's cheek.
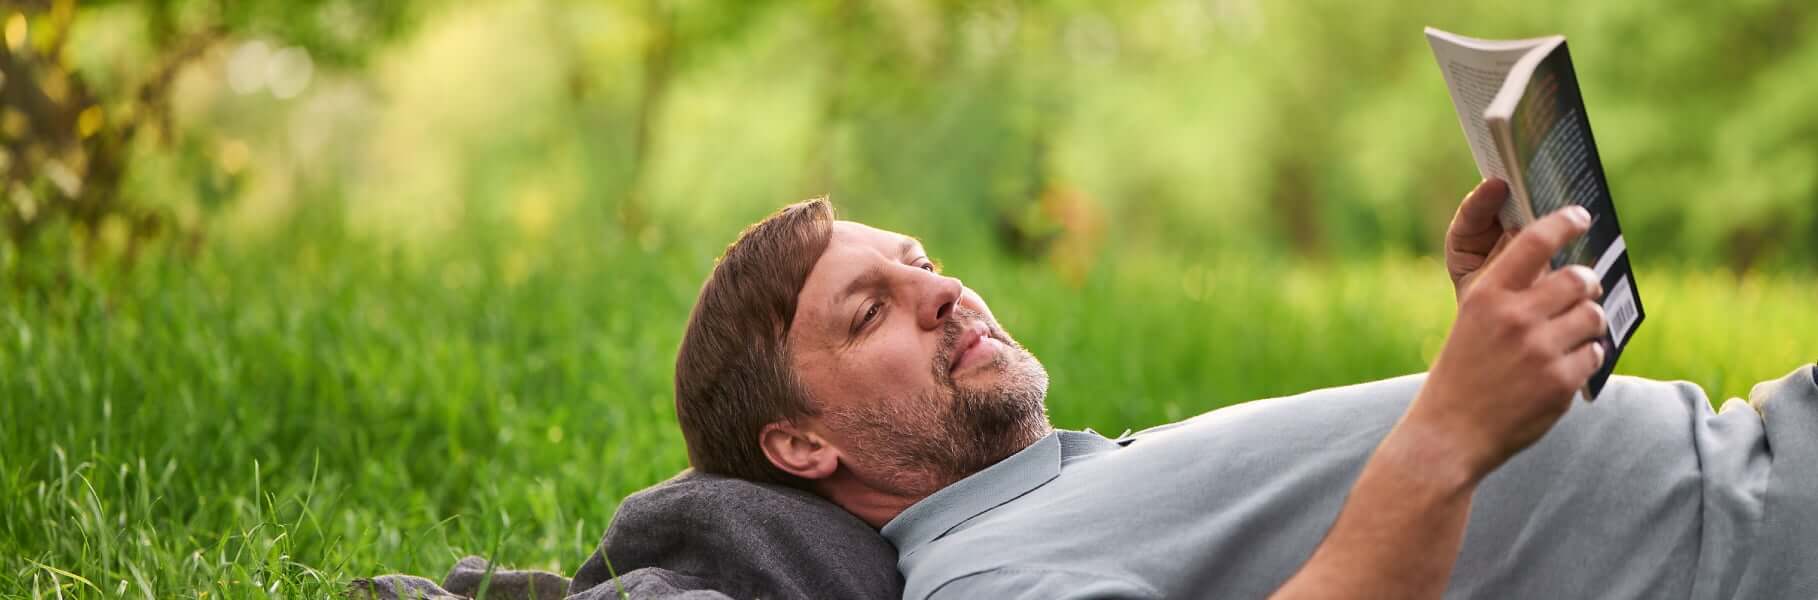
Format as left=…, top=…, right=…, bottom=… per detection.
left=876, top=350, right=937, bottom=393
left=844, top=350, right=911, bottom=391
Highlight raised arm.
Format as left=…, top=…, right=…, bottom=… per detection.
left=1271, top=204, right=1607, bottom=599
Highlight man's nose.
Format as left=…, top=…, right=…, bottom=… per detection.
left=916, top=272, right=964, bottom=331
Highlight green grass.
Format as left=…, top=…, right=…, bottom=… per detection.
left=2, top=225, right=1813, bottom=597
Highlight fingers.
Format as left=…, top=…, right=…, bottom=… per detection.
left=1482, top=206, right=1592, bottom=291
left=1487, top=230, right=1516, bottom=262
left=1525, top=265, right=1602, bottom=317
left=1446, top=181, right=1515, bottom=298
left=1540, top=298, right=1608, bottom=354
left=1451, top=179, right=1510, bottom=239
left=1549, top=339, right=1607, bottom=397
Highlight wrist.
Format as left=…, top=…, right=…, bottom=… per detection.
left=1377, top=414, right=1491, bottom=498
left=1407, top=381, right=1511, bottom=479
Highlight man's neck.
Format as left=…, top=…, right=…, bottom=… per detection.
left=817, top=462, right=978, bottom=528
left=822, top=428, right=1055, bottom=528
left=823, top=480, right=924, bottom=529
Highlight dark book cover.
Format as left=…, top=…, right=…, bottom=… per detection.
left=1501, top=42, right=1645, bottom=398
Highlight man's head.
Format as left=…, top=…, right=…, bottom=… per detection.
left=675, top=199, right=1052, bottom=506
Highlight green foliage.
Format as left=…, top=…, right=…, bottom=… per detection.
left=14, top=0, right=1818, bottom=274
left=0, top=0, right=420, bottom=294
left=94, top=0, right=416, bottom=66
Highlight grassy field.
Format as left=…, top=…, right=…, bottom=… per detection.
left=2, top=223, right=1814, bottom=597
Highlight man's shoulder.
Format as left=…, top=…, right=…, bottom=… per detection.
left=1106, top=373, right=1431, bottom=448
left=1129, top=371, right=1708, bottom=442
left=894, top=499, right=1147, bottom=600
left=912, top=565, right=1159, bottom=600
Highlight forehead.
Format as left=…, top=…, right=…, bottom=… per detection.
left=821, top=220, right=921, bottom=264
left=831, top=220, right=910, bottom=248
left=794, top=221, right=919, bottom=314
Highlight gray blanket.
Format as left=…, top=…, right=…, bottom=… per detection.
left=347, top=470, right=902, bottom=599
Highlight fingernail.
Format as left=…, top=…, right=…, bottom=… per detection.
left=1572, top=266, right=1597, bottom=291
left=1570, top=206, right=1591, bottom=224
left=1592, top=342, right=1606, bottom=367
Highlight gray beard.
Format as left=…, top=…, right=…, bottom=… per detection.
left=825, top=308, right=1053, bottom=498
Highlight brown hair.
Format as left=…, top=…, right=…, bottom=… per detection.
left=674, top=198, right=835, bottom=486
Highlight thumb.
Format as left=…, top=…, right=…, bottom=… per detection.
left=1450, top=179, right=1510, bottom=245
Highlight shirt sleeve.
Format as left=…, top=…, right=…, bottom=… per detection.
left=926, top=567, right=1161, bottom=600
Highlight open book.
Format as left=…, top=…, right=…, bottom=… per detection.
left=1425, top=27, right=1643, bottom=399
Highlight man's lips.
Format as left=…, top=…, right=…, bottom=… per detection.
left=949, top=324, right=998, bottom=375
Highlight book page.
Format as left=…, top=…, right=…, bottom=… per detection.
left=1425, top=28, right=1547, bottom=226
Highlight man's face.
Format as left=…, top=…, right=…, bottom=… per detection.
left=787, top=221, right=1052, bottom=496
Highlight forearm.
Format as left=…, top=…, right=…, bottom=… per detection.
left=1268, top=201, right=1601, bottom=599
left=1269, top=419, right=1481, bottom=600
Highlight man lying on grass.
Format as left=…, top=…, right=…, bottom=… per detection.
left=674, top=179, right=1817, bottom=599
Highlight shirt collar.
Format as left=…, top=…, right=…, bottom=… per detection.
left=881, top=429, right=1121, bottom=554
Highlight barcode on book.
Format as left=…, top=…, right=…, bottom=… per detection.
left=1605, top=275, right=1639, bottom=344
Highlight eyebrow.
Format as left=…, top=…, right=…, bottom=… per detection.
left=834, top=266, right=888, bottom=315
left=829, top=237, right=926, bottom=328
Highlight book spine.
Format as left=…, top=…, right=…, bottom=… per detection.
left=1487, top=118, right=1538, bottom=229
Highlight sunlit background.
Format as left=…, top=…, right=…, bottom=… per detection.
left=3, top=0, right=1815, bottom=595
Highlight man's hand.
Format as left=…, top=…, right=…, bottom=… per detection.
left=1413, top=204, right=1607, bottom=479
left=1271, top=206, right=1608, bottom=600
left=1446, top=179, right=1516, bottom=303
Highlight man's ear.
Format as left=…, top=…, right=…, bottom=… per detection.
left=760, top=420, right=839, bottom=481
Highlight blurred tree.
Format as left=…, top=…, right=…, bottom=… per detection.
left=554, top=0, right=784, bottom=235
left=0, top=0, right=414, bottom=285
left=617, top=0, right=673, bottom=234
left=798, top=0, right=1099, bottom=263
left=8, top=0, right=1815, bottom=278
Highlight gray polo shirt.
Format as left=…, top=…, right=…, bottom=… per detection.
left=882, top=368, right=1818, bottom=599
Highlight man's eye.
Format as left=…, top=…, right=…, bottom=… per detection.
left=862, top=303, right=881, bottom=324
left=919, top=262, right=936, bottom=272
